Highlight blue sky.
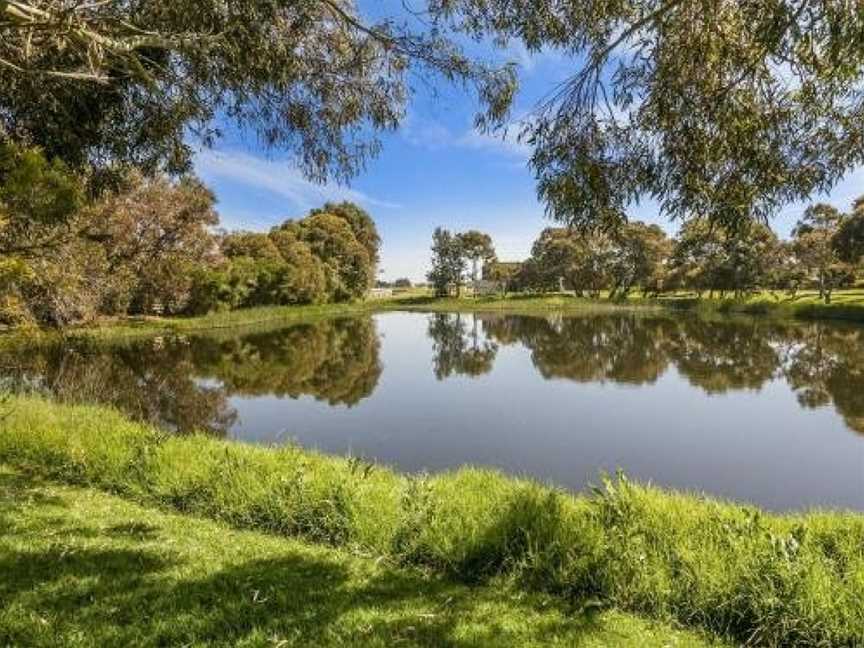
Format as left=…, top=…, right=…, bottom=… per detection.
left=193, top=6, right=864, bottom=283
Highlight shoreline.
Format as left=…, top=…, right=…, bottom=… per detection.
left=2, top=395, right=862, bottom=647
left=2, top=289, right=864, bottom=346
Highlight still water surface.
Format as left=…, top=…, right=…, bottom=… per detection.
left=3, top=310, right=863, bottom=511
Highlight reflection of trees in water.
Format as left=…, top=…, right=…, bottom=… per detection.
left=0, top=317, right=381, bottom=435
left=663, top=318, right=781, bottom=393
left=0, top=339, right=237, bottom=435
left=481, top=314, right=671, bottom=384
left=4, top=313, right=863, bottom=437
left=192, top=318, right=381, bottom=406
left=429, top=312, right=864, bottom=435
left=778, top=324, right=864, bottom=434
left=427, top=313, right=498, bottom=379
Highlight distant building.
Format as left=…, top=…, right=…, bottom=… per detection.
left=470, top=279, right=502, bottom=296
left=368, top=287, right=393, bottom=298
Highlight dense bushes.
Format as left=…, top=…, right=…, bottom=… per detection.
left=0, top=141, right=380, bottom=326
left=2, top=395, right=863, bottom=647
left=508, top=206, right=864, bottom=302
left=185, top=203, right=378, bottom=314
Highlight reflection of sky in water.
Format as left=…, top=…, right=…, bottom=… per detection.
left=3, top=311, right=863, bottom=512
left=227, top=312, right=864, bottom=513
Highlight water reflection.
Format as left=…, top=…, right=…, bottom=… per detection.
left=0, top=317, right=381, bottom=435
left=1, top=311, right=863, bottom=438
left=427, top=313, right=498, bottom=379
left=428, top=312, right=864, bottom=434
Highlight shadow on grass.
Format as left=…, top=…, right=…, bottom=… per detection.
left=0, top=472, right=609, bottom=647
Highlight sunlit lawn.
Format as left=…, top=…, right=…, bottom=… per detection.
left=0, top=466, right=725, bottom=648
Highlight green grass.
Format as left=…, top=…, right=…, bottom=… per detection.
left=2, top=396, right=863, bottom=647
left=0, top=466, right=728, bottom=647
left=390, top=289, right=864, bottom=323
left=3, top=287, right=864, bottom=346
left=0, top=301, right=385, bottom=347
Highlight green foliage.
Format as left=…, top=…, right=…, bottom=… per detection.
left=667, top=221, right=781, bottom=298
left=222, top=232, right=282, bottom=262
left=833, top=201, right=864, bottom=264
left=439, top=1, right=864, bottom=232
left=0, top=466, right=728, bottom=647
left=427, top=228, right=466, bottom=297
left=0, top=2, right=515, bottom=180
left=293, top=212, right=375, bottom=301
left=520, top=227, right=653, bottom=297
left=0, top=151, right=380, bottom=324
left=0, top=164, right=222, bottom=324
left=483, top=261, right=522, bottom=292
left=0, top=140, right=84, bottom=257
left=607, top=223, right=671, bottom=298
left=511, top=199, right=863, bottom=303
left=310, top=202, right=382, bottom=268
left=91, top=174, right=221, bottom=315
left=457, top=230, right=496, bottom=282
left=792, top=204, right=856, bottom=303
left=2, top=396, right=863, bottom=647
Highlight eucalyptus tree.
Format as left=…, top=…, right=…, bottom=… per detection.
left=428, top=227, right=466, bottom=296
left=433, top=0, right=864, bottom=232
left=1, top=0, right=516, bottom=179
left=833, top=196, right=864, bottom=265
left=310, top=202, right=381, bottom=269
left=89, top=174, right=221, bottom=314
left=792, top=204, right=855, bottom=303
left=457, top=230, right=496, bottom=282
left=525, top=227, right=616, bottom=297
left=667, top=220, right=779, bottom=297
left=607, top=222, right=670, bottom=298
left=0, top=140, right=84, bottom=257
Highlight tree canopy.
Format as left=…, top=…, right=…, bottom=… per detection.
left=8, top=1, right=864, bottom=234
left=508, top=197, right=864, bottom=303
left=427, top=227, right=466, bottom=296
left=457, top=230, right=495, bottom=282
left=431, top=0, right=864, bottom=231
left=0, top=143, right=381, bottom=326
left=1, top=0, right=516, bottom=180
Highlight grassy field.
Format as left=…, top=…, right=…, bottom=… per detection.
left=3, top=287, right=864, bottom=346
left=0, top=301, right=384, bottom=347
left=390, top=289, right=864, bottom=323
left=0, top=465, right=727, bottom=647
left=2, top=395, right=862, bottom=647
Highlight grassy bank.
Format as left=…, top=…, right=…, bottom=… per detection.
left=0, top=302, right=385, bottom=347
left=2, top=288, right=863, bottom=346
left=392, top=289, right=864, bottom=323
left=0, top=466, right=727, bottom=647
left=2, top=396, right=863, bottom=646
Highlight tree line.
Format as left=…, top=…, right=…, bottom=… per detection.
left=6, top=0, right=864, bottom=289
left=430, top=199, right=864, bottom=303
left=426, top=312, right=864, bottom=434
left=0, top=141, right=380, bottom=327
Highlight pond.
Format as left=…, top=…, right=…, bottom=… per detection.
left=2, top=310, right=863, bottom=512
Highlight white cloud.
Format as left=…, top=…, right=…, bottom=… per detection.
left=401, top=118, right=455, bottom=151
left=194, top=149, right=400, bottom=211
left=403, top=116, right=532, bottom=161
left=455, top=128, right=532, bottom=160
